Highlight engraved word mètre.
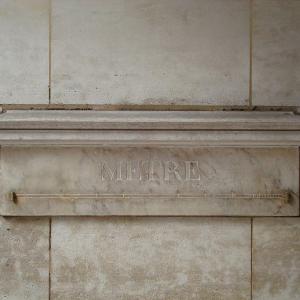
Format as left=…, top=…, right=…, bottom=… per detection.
left=100, top=160, right=201, bottom=182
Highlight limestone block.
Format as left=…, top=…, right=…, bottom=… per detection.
left=0, top=0, right=49, bottom=104
left=0, top=217, right=49, bottom=299
left=253, top=218, right=300, bottom=300
left=1, top=111, right=300, bottom=131
left=0, top=147, right=298, bottom=216
left=51, top=217, right=251, bottom=300
left=253, top=0, right=300, bottom=106
left=52, top=0, right=249, bottom=105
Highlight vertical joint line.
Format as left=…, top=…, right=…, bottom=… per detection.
left=249, top=0, right=253, bottom=108
left=250, top=217, right=253, bottom=300
left=48, top=217, right=52, bottom=300
left=48, top=0, right=52, bottom=104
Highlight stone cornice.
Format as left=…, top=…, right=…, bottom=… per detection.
left=0, top=110, right=300, bottom=130
left=0, top=130, right=299, bottom=147
left=0, top=111, right=299, bottom=146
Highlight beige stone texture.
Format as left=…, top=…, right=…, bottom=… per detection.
left=0, top=0, right=49, bottom=104
left=1, top=130, right=300, bottom=147
left=253, top=218, right=300, bottom=300
left=253, top=0, right=300, bottom=106
left=51, top=217, right=251, bottom=300
left=1, top=110, right=300, bottom=131
left=0, top=217, right=49, bottom=299
left=0, top=147, right=298, bottom=216
left=51, top=0, right=249, bottom=105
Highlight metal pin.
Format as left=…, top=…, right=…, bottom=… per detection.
left=10, top=192, right=18, bottom=204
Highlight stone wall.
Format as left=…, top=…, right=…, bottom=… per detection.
left=0, top=1, right=299, bottom=299
left=0, top=0, right=299, bottom=109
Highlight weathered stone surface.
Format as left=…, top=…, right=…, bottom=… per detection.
left=253, top=218, right=300, bottom=300
left=1, top=130, right=300, bottom=147
left=51, top=217, right=251, bottom=300
left=0, top=147, right=298, bottom=216
left=253, top=0, right=300, bottom=106
left=52, top=0, right=249, bottom=105
left=1, top=111, right=300, bottom=131
left=0, top=0, right=49, bottom=103
left=0, top=217, right=49, bottom=299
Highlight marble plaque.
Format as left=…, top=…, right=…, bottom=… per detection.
left=0, top=147, right=298, bottom=216
left=51, top=217, right=251, bottom=300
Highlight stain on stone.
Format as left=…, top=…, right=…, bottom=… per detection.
left=0, top=217, right=49, bottom=299
left=253, top=218, right=300, bottom=300
left=51, top=217, right=251, bottom=299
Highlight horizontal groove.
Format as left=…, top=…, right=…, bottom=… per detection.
left=1, top=111, right=300, bottom=131
left=2, top=215, right=299, bottom=218
left=11, top=192, right=290, bottom=202
left=0, top=104, right=299, bottom=112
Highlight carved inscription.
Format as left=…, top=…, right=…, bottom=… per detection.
left=1, top=147, right=298, bottom=216
left=100, top=160, right=201, bottom=182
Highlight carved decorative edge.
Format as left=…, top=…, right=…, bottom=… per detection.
left=0, top=111, right=299, bottom=146
left=0, top=130, right=299, bottom=147
left=0, top=110, right=300, bottom=130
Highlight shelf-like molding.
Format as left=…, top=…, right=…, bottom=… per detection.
left=0, top=110, right=299, bottom=147
left=0, top=110, right=300, bottom=130
left=1, top=111, right=299, bottom=217
left=0, top=130, right=299, bottom=147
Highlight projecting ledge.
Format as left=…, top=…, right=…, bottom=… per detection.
left=0, top=111, right=299, bottom=147
left=0, top=110, right=300, bottom=130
